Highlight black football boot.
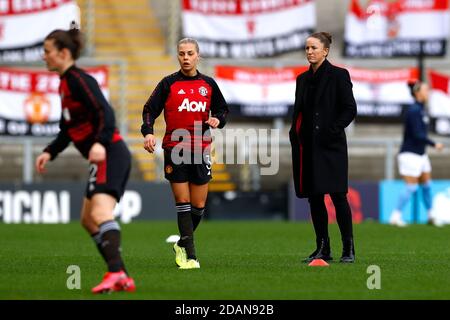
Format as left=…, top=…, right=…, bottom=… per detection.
left=340, top=237, right=355, bottom=263
left=303, top=237, right=333, bottom=263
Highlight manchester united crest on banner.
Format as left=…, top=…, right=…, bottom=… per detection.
left=0, top=66, right=109, bottom=136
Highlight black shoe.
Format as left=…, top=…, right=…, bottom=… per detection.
left=340, top=237, right=355, bottom=263
left=303, top=237, right=333, bottom=263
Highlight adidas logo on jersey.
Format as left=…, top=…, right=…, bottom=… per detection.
left=178, top=89, right=186, bottom=95
left=178, top=98, right=206, bottom=112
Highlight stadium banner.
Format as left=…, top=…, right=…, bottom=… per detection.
left=0, top=182, right=288, bottom=223
left=348, top=66, right=418, bottom=119
left=215, top=65, right=308, bottom=117
left=0, top=0, right=80, bottom=62
left=428, top=69, right=450, bottom=136
left=0, top=66, right=109, bottom=137
left=0, top=182, right=175, bottom=224
left=344, top=0, right=450, bottom=58
left=215, top=64, right=419, bottom=119
left=289, top=182, right=380, bottom=222
left=181, top=0, right=316, bottom=58
left=380, top=180, right=450, bottom=226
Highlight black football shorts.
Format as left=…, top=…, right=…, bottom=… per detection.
left=85, top=139, right=131, bottom=202
left=163, top=149, right=212, bottom=185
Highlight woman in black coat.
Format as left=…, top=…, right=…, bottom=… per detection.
left=289, top=32, right=357, bottom=263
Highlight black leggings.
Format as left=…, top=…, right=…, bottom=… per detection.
left=308, top=193, right=353, bottom=241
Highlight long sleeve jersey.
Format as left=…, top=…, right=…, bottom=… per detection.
left=141, top=70, right=228, bottom=151
left=400, top=101, right=435, bottom=155
left=44, top=65, right=122, bottom=160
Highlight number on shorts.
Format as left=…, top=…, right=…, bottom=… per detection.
left=88, top=163, right=98, bottom=191
left=205, top=154, right=212, bottom=176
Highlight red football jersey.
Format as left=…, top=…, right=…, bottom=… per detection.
left=141, top=71, right=228, bottom=151
left=44, top=65, right=121, bottom=160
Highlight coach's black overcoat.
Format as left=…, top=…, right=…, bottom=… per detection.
left=289, top=59, right=357, bottom=198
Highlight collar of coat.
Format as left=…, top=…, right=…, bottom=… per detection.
left=307, top=58, right=331, bottom=80
left=304, top=59, right=332, bottom=106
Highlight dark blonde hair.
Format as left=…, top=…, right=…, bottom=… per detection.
left=45, top=21, right=83, bottom=60
left=177, top=38, right=200, bottom=54
left=308, top=32, right=332, bottom=50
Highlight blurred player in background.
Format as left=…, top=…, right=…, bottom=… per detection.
left=35, top=23, right=135, bottom=293
left=141, top=38, right=228, bottom=269
left=289, top=32, right=357, bottom=263
left=389, top=80, right=444, bottom=227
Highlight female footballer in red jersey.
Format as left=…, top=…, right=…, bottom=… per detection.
left=141, top=38, right=229, bottom=269
left=35, top=24, right=135, bottom=293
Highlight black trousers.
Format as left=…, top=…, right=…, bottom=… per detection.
left=308, top=193, right=353, bottom=241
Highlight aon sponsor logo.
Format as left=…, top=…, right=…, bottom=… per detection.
left=178, top=98, right=206, bottom=112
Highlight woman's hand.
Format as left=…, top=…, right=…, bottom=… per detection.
left=88, top=142, right=106, bottom=163
left=435, top=142, right=444, bottom=151
left=205, top=117, right=220, bottom=129
left=144, top=134, right=156, bottom=153
left=35, top=152, right=51, bottom=174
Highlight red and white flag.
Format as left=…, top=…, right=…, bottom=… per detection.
left=0, top=66, right=109, bottom=136
left=215, top=64, right=420, bottom=119
left=0, top=0, right=80, bottom=62
left=215, top=65, right=308, bottom=117
left=429, top=70, right=450, bottom=135
left=344, top=0, right=450, bottom=57
left=347, top=66, right=419, bottom=117
left=182, top=0, right=316, bottom=58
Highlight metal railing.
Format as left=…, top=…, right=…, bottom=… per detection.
left=167, top=0, right=181, bottom=56
left=83, top=0, right=95, bottom=57
left=4, top=136, right=450, bottom=185
left=234, top=137, right=403, bottom=191
left=1, top=137, right=157, bottom=184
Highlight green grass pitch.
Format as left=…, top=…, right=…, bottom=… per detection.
left=1, top=221, right=450, bottom=299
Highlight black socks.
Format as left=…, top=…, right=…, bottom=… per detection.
left=176, top=203, right=196, bottom=260
left=92, top=220, right=126, bottom=273
left=191, top=206, right=205, bottom=231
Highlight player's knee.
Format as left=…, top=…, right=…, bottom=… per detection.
left=90, top=211, right=115, bottom=226
left=191, top=201, right=206, bottom=209
left=175, top=197, right=190, bottom=204
left=89, top=200, right=115, bottom=223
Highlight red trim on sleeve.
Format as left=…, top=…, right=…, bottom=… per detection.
left=69, top=70, right=105, bottom=142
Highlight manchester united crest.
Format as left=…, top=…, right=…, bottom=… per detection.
left=199, top=86, right=208, bottom=96
left=24, top=92, right=51, bottom=124
left=165, top=165, right=173, bottom=174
